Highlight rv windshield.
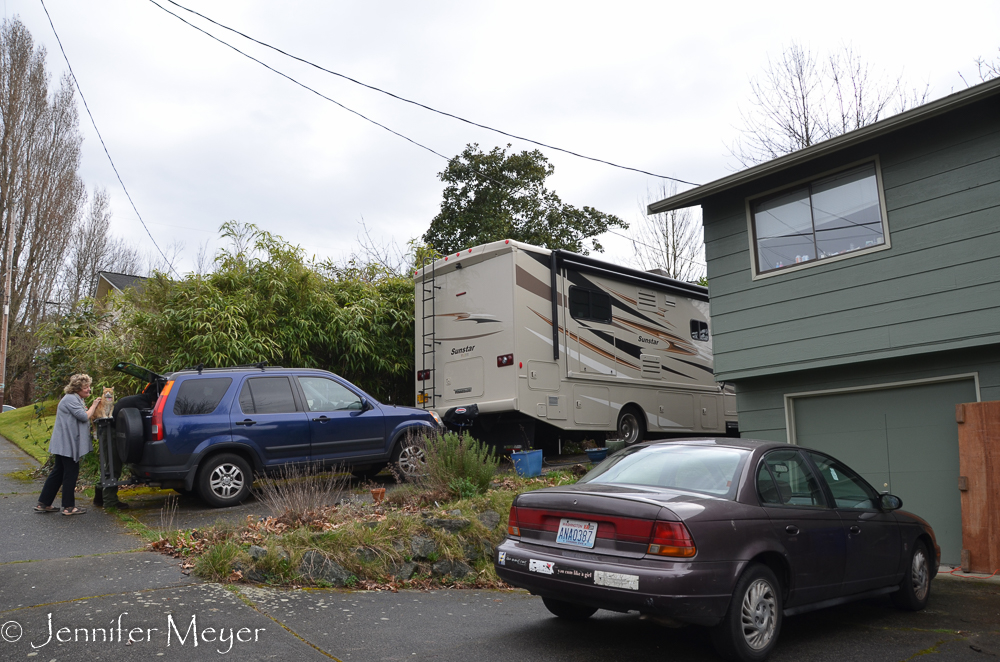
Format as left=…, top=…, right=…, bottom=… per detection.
left=579, top=444, right=749, bottom=498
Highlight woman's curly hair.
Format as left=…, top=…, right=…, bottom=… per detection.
left=64, top=373, right=92, bottom=395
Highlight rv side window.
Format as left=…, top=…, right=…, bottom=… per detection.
left=569, top=286, right=612, bottom=323
left=690, top=320, right=710, bottom=342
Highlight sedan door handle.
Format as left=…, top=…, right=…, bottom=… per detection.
left=849, top=525, right=861, bottom=535
left=312, top=416, right=331, bottom=423
left=785, top=525, right=799, bottom=535
left=235, top=419, right=256, bottom=426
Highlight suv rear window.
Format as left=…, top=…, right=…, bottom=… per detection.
left=173, top=377, right=233, bottom=415
left=239, top=377, right=298, bottom=414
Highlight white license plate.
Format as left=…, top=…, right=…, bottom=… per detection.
left=556, top=518, right=598, bottom=548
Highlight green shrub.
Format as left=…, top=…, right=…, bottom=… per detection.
left=423, top=431, right=499, bottom=495
left=194, top=541, right=242, bottom=581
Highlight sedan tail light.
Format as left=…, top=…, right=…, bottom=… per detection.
left=508, top=504, right=520, bottom=536
left=150, top=380, right=174, bottom=441
left=647, top=520, right=696, bottom=558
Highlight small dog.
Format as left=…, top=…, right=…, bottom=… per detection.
left=95, top=387, right=115, bottom=419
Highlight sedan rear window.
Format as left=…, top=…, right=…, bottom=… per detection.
left=579, top=444, right=749, bottom=497
left=172, top=378, right=232, bottom=415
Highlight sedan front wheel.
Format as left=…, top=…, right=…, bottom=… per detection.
left=713, top=563, right=782, bottom=662
left=892, top=540, right=931, bottom=611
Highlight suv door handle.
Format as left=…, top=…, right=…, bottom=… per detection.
left=312, top=416, right=330, bottom=423
left=849, top=525, right=861, bottom=535
left=235, top=419, right=256, bottom=426
left=785, top=525, right=799, bottom=535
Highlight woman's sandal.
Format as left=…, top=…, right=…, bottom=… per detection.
left=61, top=507, right=87, bottom=516
left=33, top=504, right=58, bottom=513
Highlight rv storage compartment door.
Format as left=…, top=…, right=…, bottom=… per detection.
left=657, top=391, right=695, bottom=431
left=573, top=386, right=611, bottom=425
left=444, top=357, right=485, bottom=401
left=527, top=361, right=560, bottom=391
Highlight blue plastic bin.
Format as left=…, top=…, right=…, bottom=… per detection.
left=511, top=449, right=543, bottom=477
left=585, top=448, right=608, bottom=462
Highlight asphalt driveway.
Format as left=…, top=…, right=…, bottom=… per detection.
left=2, top=434, right=998, bottom=661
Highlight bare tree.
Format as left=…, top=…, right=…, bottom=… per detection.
left=60, top=188, right=142, bottom=309
left=627, top=182, right=704, bottom=283
left=960, top=48, right=1000, bottom=86
left=730, top=42, right=929, bottom=166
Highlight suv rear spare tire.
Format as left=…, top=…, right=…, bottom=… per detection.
left=197, top=453, right=252, bottom=508
left=115, top=408, right=146, bottom=463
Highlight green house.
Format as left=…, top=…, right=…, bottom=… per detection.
left=650, top=77, right=1000, bottom=565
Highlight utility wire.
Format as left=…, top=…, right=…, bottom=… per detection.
left=39, top=0, right=180, bottom=278
left=159, top=0, right=699, bottom=187
left=151, top=0, right=704, bottom=271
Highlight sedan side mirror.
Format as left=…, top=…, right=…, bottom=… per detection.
left=879, top=493, right=903, bottom=511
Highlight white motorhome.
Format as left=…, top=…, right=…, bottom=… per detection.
left=414, top=240, right=737, bottom=452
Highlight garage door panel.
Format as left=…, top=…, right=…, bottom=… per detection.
left=796, top=393, right=890, bottom=434
left=792, top=378, right=976, bottom=567
left=799, top=429, right=890, bottom=474
left=889, top=469, right=963, bottom=564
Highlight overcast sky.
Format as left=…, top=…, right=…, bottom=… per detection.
left=8, top=0, right=1000, bottom=276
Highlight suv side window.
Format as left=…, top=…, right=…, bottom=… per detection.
left=808, top=452, right=878, bottom=510
left=238, top=377, right=297, bottom=414
left=173, top=377, right=232, bottom=415
left=298, top=376, right=363, bottom=412
left=758, top=450, right=826, bottom=507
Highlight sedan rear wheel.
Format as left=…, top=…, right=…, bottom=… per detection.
left=197, top=453, right=252, bottom=508
left=892, top=541, right=931, bottom=611
left=541, top=597, right=597, bottom=621
left=713, top=563, right=782, bottom=662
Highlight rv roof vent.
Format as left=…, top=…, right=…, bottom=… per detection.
left=640, top=354, right=661, bottom=379
left=637, top=289, right=657, bottom=312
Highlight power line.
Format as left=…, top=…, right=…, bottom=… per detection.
left=39, top=0, right=180, bottom=278
left=158, top=0, right=699, bottom=187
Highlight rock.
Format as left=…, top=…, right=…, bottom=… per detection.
left=248, top=545, right=267, bottom=561
left=447, top=509, right=463, bottom=516
left=389, top=561, right=417, bottom=581
left=425, top=517, right=470, bottom=533
left=298, top=550, right=352, bottom=587
left=354, top=546, right=379, bottom=562
left=410, top=535, right=437, bottom=560
left=233, top=561, right=266, bottom=584
left=391, top=539, right=406, bottom=552
left=463, top=540, right=495, bottom=562
left=477, top=510, right=501, bottom=530
left=431, top=559, right=475, bottom=579
left=278, top=549, right=291, bottom=562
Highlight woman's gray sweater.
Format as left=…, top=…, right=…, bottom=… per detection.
left=49, top=394, right=92, bottom=462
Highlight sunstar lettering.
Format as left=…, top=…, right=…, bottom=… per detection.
left=637, top=336, right=659, bottom=345
left=451, top=345, right=475, bottom=355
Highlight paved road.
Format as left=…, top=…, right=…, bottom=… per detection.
left=2, top=434, right=998, bottom=661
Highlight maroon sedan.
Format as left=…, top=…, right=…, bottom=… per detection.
left=495, top=439, right=939, bottom=662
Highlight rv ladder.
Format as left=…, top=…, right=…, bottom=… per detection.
left=419, top=257, right=440, bottom=409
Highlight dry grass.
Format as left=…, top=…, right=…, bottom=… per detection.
left=254, top=463, right=349, bottom=525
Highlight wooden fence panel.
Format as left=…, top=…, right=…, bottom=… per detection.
left=956, top=400, right=1000, bottom=573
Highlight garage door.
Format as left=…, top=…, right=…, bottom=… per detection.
left=792, top=378, right=977, bottom=566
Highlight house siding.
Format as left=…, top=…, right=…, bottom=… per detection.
left=702, top=95, right=1000, bottom=382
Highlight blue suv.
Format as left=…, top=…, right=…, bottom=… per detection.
left=113, top=363, right=442, bottom=507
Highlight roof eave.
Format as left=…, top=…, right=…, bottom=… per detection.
left=648, top=77, right=1000, bottom=214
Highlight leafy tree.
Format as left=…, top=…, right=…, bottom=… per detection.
left=423, top=144, right=626, bottom=255
left=36, top=222, right=416, bottom=404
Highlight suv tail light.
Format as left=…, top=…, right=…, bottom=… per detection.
left=647, top=520, right=696, bottom=558
left=150, top=380, right=174, bottom=441
left=508, top=504, right=520, bottom=536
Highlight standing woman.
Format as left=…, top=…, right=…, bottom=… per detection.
left=35, top=374, right=100, bottom=515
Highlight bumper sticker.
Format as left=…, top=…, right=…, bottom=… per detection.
left=529, top=559, right=555, bottom=575
left=498, top=551, right=506, bottom=566
left=555, top=567, right=594, bottom=581
left=594, top=570, right=639, bottom=591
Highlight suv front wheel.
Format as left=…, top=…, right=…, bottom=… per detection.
left=197, top=453, right=252, bottom=508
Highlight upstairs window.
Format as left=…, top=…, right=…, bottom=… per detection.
left=568, top=286, right=612, bottom=323
left=750, top=162, right=888, bottom=275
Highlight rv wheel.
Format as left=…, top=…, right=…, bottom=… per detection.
left=617, top=406, right=646, bottom=446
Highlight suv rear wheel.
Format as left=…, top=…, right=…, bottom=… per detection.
left=197, top=453, right=252, bottom=508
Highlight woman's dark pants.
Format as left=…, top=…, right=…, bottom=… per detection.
left=39, top=454, right=79, bottom=509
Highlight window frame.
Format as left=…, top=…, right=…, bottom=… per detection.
left=744, top=156, right=892, bottom=280
left=567, top=285, right=613, bottom=324
left=754, top=449, right=829, bottom=509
